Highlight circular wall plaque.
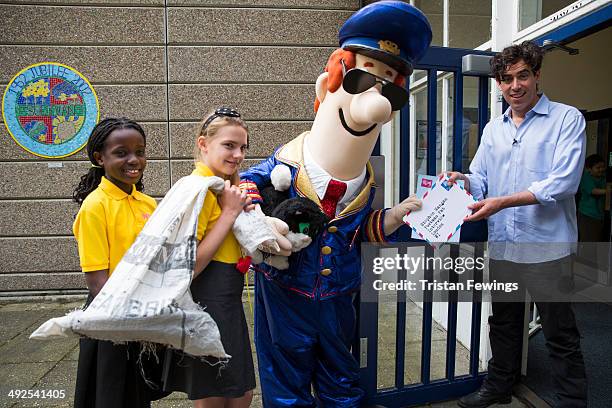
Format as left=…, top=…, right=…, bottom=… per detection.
left=2, top=62, right=99, bottom=158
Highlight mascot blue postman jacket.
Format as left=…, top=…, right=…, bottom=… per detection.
left=240, top=133, right=396, bottom=407
left=240, top=2, right=431, bottom=406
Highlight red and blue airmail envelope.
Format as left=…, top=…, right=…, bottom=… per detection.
left=404, top=174, right=476, bottom=246
left=415, top=175, right=463, bottom=242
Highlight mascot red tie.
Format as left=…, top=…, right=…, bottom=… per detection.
left=321, top=179, right=347, bottom=219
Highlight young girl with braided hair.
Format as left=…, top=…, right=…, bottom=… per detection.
left=72, top=117, right=167, bottom=407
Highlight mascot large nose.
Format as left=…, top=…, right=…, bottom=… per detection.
left=349, top=89, right=392, bottom=125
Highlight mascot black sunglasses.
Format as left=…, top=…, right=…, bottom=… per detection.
left=341, top=59, right=409, bottom=111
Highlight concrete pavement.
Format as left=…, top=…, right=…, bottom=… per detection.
left=0, top=296, right=527, bottom=408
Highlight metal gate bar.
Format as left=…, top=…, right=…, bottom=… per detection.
left=426, top=69, right=438, bottom=177
left=394, top=266, right=408, bottom=389
left=452, top=72, right=465, bottom=170
left=360, top=46, right=494, bottom=406
left=446, top=244, right=460, bottom=381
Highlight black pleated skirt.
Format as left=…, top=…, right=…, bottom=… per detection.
left=162, top=261, right=256, bottom=400
left=74, top=297, right=169, bottom=408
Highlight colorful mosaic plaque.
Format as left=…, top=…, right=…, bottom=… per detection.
left=2, top=62, right=99, bottom=158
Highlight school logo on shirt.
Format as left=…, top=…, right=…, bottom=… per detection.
left=2, top=62, right=99, bottom=158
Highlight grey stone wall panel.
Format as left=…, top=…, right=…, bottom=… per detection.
left=168, top=46, right=332, bottom=83
left=0, top=83, right=168, bottom=146
left=141, top=161, right=171, bottom=196
left=448, top=16, right=492, bottom=49
left=246, top=121, right=311, bottom=156
left=414, top=0, right=444, bottom=14
left=170, top=159, right=193, bottom=183
left=240, top=158, right=266, bottom=173
left=426, top=14, right=443, bottom=47
left=167, top=8, right=350, bottom=45
left=449, top=0, right=492, bottom=16
left=0, top=46, right=166, bottom=84
left=0, top=123, right=169, bottom=161
left=0, top=122, right=88, bottom=161
left=0, top=272, right=85, bottom=292
left=170, top=158, right=267, bottom=185
left=168, top=84, right=315, bottom=121
left=96, top=85, right=168, bottom=122
left=0, top=198, right=165, bottom=238
left=0, top=237, right=79, bottom=273
left=0, top=160, right=169, bottom=199
left=143, top=123, right=171, bottom=159
left=170, top=121, right=310, bottom=158
left=169, top=122, right=198, bottom=159
left=0, top=5, right=165, bottom=45
left=0, top=2, right=358, bottom=293
left=4, top=0, right=162, bottom=5
left=168, top=0, right=358, bottom=8
left=0, top=200, right=77, bottom=237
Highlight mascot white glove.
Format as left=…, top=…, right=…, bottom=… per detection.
left=232, top=205, right=293, bottom=270
left=255, top=205, right=292, bottom=256
left=384, top=195, right=422, bottom=235
left=239, top=205, right=292, bottom=270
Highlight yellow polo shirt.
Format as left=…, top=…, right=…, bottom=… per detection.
left=73, top=177, right=156, bottom=275
left=193, top=163, right=241, bottom=264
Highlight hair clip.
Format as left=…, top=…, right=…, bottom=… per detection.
left=202, top=107, right=241, bottom=131
left=215, top=107, right=240, bottom=117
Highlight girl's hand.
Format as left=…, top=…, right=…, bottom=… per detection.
left=219, top=180, right=252, bottom=217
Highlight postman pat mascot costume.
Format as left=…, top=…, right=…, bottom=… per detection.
left=240, top=2, right=432, bottom=406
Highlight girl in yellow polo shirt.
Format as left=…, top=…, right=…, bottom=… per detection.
left=72, top=118, right=167, bottom=408
left=162, top=107, right=255, bottom=408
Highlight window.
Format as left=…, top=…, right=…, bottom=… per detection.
left=518, top=0, right=577, bottom=31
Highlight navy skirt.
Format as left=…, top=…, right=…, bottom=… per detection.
left=74, top=296, right=169, bottom=408
left=162, top=261, right=256, bottom=400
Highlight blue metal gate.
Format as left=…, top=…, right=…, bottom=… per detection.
left=357, top=46, right=495, bottom=407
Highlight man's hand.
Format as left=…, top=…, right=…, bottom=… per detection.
left=384, top=195, right=422, bottom=235
left=445, top=171, right=470, bottom=192
left=465, top=191, right=538, bottom=222
left=465, top=197, right=503, bottom=222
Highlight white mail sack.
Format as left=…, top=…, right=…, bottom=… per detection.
left=30, top=175, right=252, bottom=358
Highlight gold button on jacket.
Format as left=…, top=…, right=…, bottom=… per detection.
left=327, top=226, right=338, bottom=233
left=321, top=246, right=332, bottom=255
left=321, top=268, right=332, bottom=276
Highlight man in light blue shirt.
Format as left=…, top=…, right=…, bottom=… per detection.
left=451, top=41, right=587, bottom=408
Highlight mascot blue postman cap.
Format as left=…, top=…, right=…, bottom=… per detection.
left=339, top=0, right=432, bottom=76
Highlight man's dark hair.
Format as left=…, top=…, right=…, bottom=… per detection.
left=490, top=41, right=544, bottom=81
left=585, top=154, right=605, bottom=169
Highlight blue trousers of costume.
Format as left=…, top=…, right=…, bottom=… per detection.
left=255, top=272, right=364, bottom=407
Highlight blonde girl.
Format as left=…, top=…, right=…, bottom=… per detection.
left=163, top=107, right=255, bottom=408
